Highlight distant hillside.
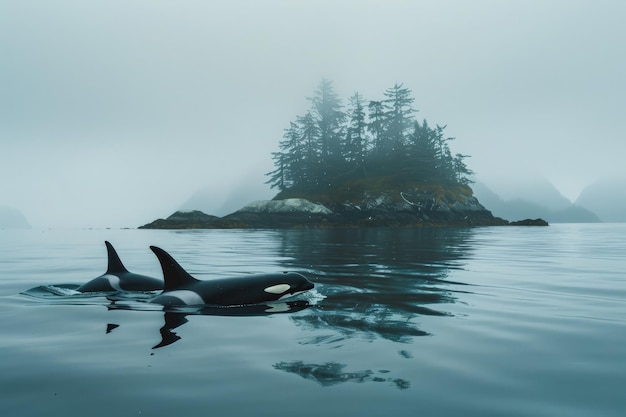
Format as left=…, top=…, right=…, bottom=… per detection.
left=180, top=176, right=273, bottom=217
left=472, top=181, right=599, bottom=223
left=0, top=206, right=31, bottom=229
left=576, top=177, right=626, bottom=222
left=481, top=176, right=573, bottom=211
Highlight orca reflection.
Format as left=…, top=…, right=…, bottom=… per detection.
left=145, top=302, right=312, bottom=349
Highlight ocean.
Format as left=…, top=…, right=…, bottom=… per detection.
left=0, top=224, right=624, bottom=417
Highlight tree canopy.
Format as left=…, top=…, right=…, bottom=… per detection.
left=267, top=79, right=473, bottom=193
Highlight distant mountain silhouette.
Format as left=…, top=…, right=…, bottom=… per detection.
left=0, top=206, right=31, bottom=229
left=472, top=180, right=600, bottom=223
left=481, top=176, right=573, bottom=211
left=575, top=177, right=626, bottom=222
left=181, top=177, right=273, bottom=217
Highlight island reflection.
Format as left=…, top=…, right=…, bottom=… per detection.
left=273, top=360, right=410, bottom=390
left=276, top=227, right=474, bottom=343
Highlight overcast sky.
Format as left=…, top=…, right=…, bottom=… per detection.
left=1, top=0, right=624, bottom=228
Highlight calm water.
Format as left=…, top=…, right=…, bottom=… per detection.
left=1, top=224, right=625, bottom=417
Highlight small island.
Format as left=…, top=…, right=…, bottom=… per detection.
left=140, top=80, right=545, bottom=229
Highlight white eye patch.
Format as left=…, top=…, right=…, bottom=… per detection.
left=263, top=284, right=291, bottom=294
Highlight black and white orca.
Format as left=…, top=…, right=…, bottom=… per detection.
left=148, top=245, right=314, bottom=307
left=77, top=241, right=163, bottom=292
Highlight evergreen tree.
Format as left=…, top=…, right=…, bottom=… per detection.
left=431, top=124, right=455, bottom=184
left=381, top=83, right=416, bottom=154
left=367, top=100, right=385, bottom=154
left=266, top=122, right=303, bottom=190
left=308, top=79, right=346, bottom=186
left=344, top=92, right=369, bottom=173
left=266, top=151, right=287, bottom=190
left=296, top=111, right=321, bottom=187
left=453, top=153, right=474, bottom=185
left=310, top=79, right=345, bottom=162
left=405, top=119, right=438, bottom=181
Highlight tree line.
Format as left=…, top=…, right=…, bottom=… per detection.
left=266, top=79, right=473, bottom=192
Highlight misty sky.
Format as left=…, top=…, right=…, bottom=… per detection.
left=1, top=0, right=625, bottom=228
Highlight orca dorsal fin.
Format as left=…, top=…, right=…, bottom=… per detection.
left=150, top=246, right=200, bottom=291
left=105, top=241, right=129, bottom=274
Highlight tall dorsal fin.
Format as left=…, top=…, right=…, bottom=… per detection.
left=150, top=246, right=200, bottom=291
left=105, top=241, right=129, bottom=274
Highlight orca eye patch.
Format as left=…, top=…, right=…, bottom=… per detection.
left=263, top=284, right=291, bottom=294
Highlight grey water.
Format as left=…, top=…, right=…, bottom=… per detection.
left=1, top=224, right=625, bottom=417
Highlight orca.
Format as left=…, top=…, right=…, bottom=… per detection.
left=76, top=241, right=163, bottom=292
left=148, top=245, right=314, bottom=307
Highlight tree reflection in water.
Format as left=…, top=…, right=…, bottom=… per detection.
left=273, top=361, right=410, bottom=390
left=277, top=227, right=474, bottom=343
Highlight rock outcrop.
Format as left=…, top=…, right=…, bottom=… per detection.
left=323, top=188, right=505, bottom=227
left=138, top=186, right=531, bottom=229
left=138, top=210, right=220, bottom=229
left=508, top=218, right=549, bottom=226
left=223, top=198, right=333, bottom=228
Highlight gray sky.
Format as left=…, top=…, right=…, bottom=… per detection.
left=1, top=0, right=624, bottom=228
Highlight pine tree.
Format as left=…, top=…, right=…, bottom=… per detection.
left=266, top=151, right=287, bottom=191
left=405, top=120, right=438, bottom=181
left=431, top=124, right=454, bottom=184
left=308, top=79, right=346, bottom=187
left=344, top=92, right=369, bottom=174
left=266, top=122, right=302, bottom=190
left=453, top=153, right=474, bottom=185
left=310, top=79, right=345, bottom=162
left=367, top=100, right=385, bottom=154
left=382, top=83, right=416, bottom=154
left=296, top=111, right=321, bottom=187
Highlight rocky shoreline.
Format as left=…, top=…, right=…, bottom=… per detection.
left=139, top=188, right=548, bottom=229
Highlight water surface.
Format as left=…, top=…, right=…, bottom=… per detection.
left=1, top=225, right=624, bottom=416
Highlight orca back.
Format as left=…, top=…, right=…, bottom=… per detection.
left=77, top=242, right=163, bottom=292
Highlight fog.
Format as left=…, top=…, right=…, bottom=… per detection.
left=1, top=1, right=624, bottom=228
